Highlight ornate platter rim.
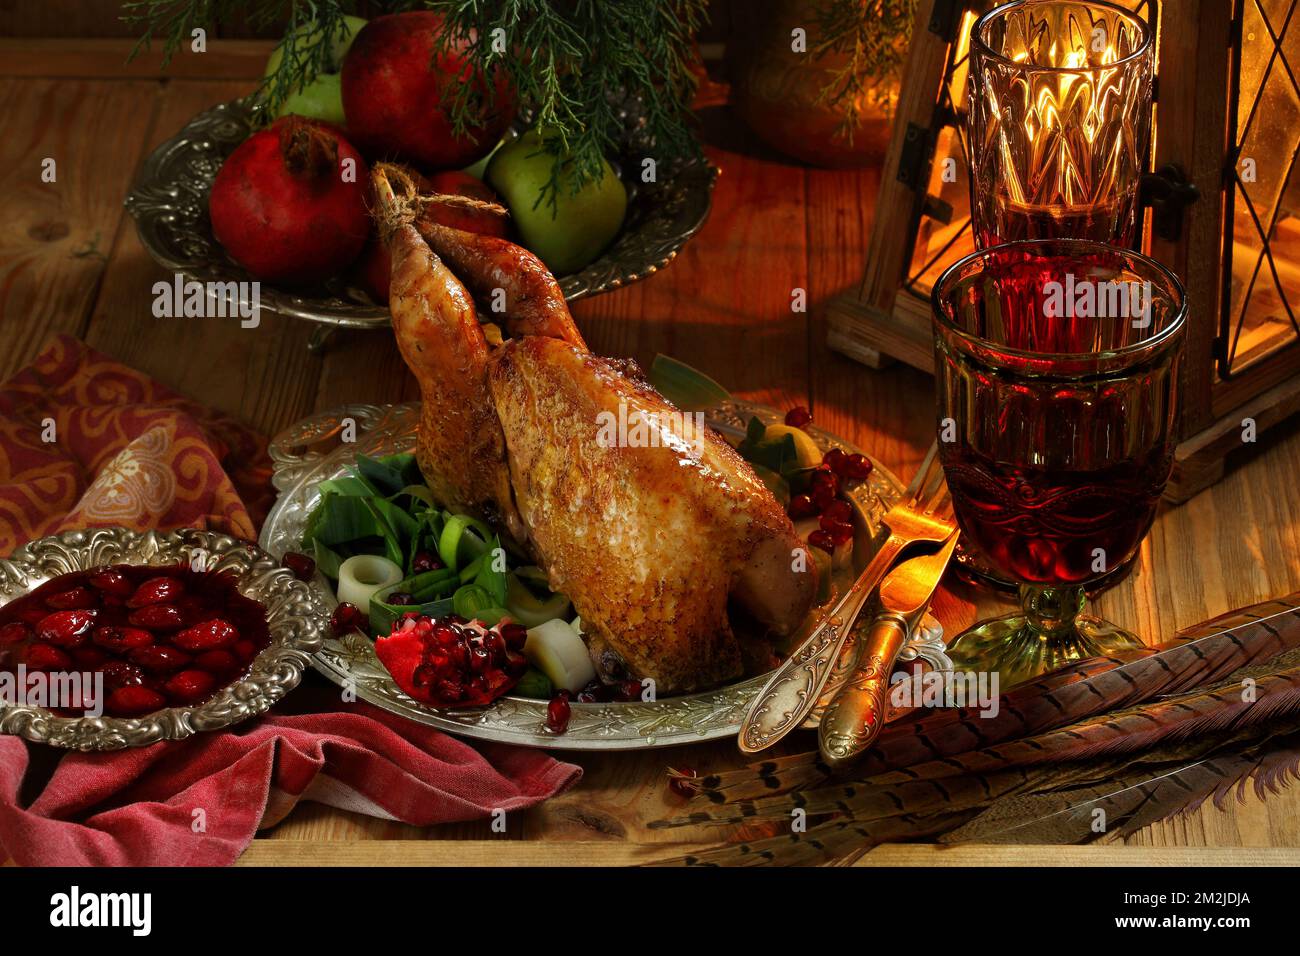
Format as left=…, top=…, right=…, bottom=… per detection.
left=259, top=401, right=903, bottom=750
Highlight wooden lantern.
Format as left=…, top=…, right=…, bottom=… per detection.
left=827, top=0, right=1300, bottom=501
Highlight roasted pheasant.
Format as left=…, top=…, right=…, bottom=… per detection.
left=375, top=166, right=817, bottom=693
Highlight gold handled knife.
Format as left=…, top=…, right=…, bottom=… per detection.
left=818, top=528, right=960, bottom=768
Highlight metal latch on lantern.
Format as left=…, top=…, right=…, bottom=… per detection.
left=1140, top=164, right=1200, bottom=241
left=929, top=0, right=966, bottom=41
left=897, top=123, right=935, bottom=189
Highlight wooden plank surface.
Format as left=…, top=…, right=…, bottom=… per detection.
left=0, top=44, right=1298, bottom=865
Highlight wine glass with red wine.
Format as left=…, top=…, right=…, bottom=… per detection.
left=932, top=239, right=1186, bottom=686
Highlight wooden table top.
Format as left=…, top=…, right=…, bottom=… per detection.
left=4, top=40, right=1299, bottom=866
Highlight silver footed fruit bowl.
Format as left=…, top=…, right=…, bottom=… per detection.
left=124, top=97, right=718, bottom=334
left=0, top=528, right=327, bottom=751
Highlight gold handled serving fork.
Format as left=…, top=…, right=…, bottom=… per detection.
left=738, top=442, right=956, bottom=753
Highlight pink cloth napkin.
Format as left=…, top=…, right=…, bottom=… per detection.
left=0, top=684, right=580, bottom=866
left=0, top=338, right=581, bottom=866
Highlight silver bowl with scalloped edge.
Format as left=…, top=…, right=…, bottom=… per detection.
left=0, top=528, right=326, bottom=751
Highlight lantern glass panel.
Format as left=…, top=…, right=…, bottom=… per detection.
left=1222, top=0, right=1300, bottom=376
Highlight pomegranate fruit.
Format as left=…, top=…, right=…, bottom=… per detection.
left=340, top=12, right=515, bottom=170
left=209, top=116, right=370, bottom=284
left=374, top=613, right=527, bottom=707
left=0, top=564, right=271, bottom=716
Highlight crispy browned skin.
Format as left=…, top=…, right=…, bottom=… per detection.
left=486, top=337, right=816, bottom=693
left=382, top=168, right=816, bottom=692
left=416, top=221, right=587, bottom=349
left=384, top=214, right=525, bottom=542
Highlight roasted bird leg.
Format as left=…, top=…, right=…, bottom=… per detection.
left=415, top=220, right=587, bottom=349
left=373, top=166, right=526, bottom=544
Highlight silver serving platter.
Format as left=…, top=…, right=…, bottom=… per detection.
left=124, top=98, right=718, bottom=332
left=0, top=528, right=327, bottom=751
left=260, top=401, right=909, bottom=751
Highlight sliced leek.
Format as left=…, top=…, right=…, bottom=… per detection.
left=336, top=555, right=404, bottom=612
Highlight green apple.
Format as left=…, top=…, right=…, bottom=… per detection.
left=487, top=129, right=628, bottom=274
left=264, top=15, right=367, bottom=126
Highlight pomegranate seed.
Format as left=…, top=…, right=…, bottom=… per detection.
left=808, top=529, right=837, bottom=554
left=387, top=592, right=413, bottom=606
left=105, top=685, right=166, bottom=717
left=811, top=483, right=838, bottom=511
left=784, top=406, right=812, bottom=428
left=667, top=767, right=699, bottom=799
left=101, top=660, right=146, bottom=690
left=233, top=639, right=258, bottom=662
left=330, top=602, right=365, bottom=636
left=92, top=625, right=154, bottom=653
left=164, top=669, right=218, bottom=704
left=36, top=610, right=98, bottom=648
left=128, top=604, right=185, bottom=630
left=281, top=551, right=316, bottom=581
left=823, top=447, right=849, bottom=475
left=129, top=645, right=192, bottom=674
left=0, top=622, right=30, bottom=646
left=412, top=551, right=443, bottom=573
left=126, top=576, right=185, bottom=608
left=172, top=618, right=238, bottom=652
left=546, top=692, right=572, bottom=734
left=194, top=650, right=239, bottom=673
left=499, top=621, right=527, bottom=651
left=820, top=498, right=852, bottom=525
left=45, top=587, right=96, bottom=610
left=26, top=643, right=71, bottom=671
left=617, top=679, right=645, bottom=702
left=823, top=520, right=855, bottom=546
left=842, top=453, right=873, bottom=480
left=788, top=493, right=818, bottom=519
left=87, top=568, right=133, bottom=595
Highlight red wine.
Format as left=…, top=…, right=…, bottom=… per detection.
left=940, top=443, right=1170, bottom=585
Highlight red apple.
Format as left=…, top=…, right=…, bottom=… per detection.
left=341, top=11, right=514, bottom=170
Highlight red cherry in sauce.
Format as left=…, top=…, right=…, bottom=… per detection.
left=125, top=575, right=186, bottom=608
left=0, top=564, right=271, bottom=717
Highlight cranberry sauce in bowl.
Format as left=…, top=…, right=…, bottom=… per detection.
left=0, top=564, right=271, bottom=717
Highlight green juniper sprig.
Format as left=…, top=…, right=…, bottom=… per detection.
left=419, top=0, right=709, bottom=209
left=122, top=0, right=709, bottom=208
left=123, top=0, right=357, bottom=116
left=814, top=0, right=916, bottom=143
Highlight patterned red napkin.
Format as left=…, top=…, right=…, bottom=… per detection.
left=0, top=336, right=580, bottom=866
left=0, top=334, right=272, bottom=552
